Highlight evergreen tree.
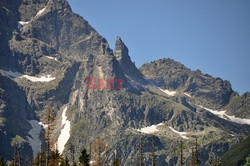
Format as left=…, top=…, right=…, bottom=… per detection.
left=245, top=157, right=250, bottom=166
left=151, top=135, right=156, bottom=166
left=137, top=136, right=144, bottom=166
left=45, top=108, right=53, bottom=166
left=179, top=140, right=184, bottom=166
left=60, top=157, right=70, bottom=166
left=0, top=156, right=4, bottom=166
left=10, top=135, right=26, bottom=166
left=34, top=151, right=46, bottom=166
left=92, top=138, right=108, bottom=166
left=48, top=150, right=61, bottom=166
left=79, top=147, right=90, bottom=166
left=112, top=157, right=121, bottom=166
left=190, top=137, right=200, bottom=166
left=69, top=144, right=75, bottom=164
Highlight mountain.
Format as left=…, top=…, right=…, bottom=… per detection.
left=0, top=0, right=250, bottom=165
left=221, top=136, right=250, bottom=166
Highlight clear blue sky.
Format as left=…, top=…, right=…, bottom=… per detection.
left=67, top=0, right=250, bottom=95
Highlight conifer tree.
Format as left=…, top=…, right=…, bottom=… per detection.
left=151, top=135, right=156, bottom=166
left=137, top=136, right=144, bottom=166
left=34, top=151, right=46, bottom=166
left=69, top=144, right=75, bottom=165
left=92, top=138, right=108, bottom=166
left=10, top=135, right=25, bottom=166
left=179, top=140, right=184, bottom=166
left=48, top=149, right=61, bottom=166
left=44, top=108, right=54, bottom=166
left=112, top=157, right=121, bottom=166
left=79, top=147, right=90, bottom=166
left=60, top=157, right=70, bottom=166
left=190, top=137, right=200, bottom=166
left=0, top=156, right=4, bottom=166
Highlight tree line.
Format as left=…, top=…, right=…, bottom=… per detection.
left=0, top=109, right=224, bottom=165
left=0, top=135, right=225, bottom=166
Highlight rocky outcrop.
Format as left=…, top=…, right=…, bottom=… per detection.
left=0, top=0, right=249, bottom=165
left=139, top=58, right=234, bottom=108
left=114, top=36, right=143, bottom=78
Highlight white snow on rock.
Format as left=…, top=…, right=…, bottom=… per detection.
left=57, top=106, right=71, bottom=154
left=90, top=160, right=95, bottom=165
left=169, top=127, right=188, bottom=139
left=18, top=21, right=29, bottom=29
left=136, top=123, right=164, bottom=134
left=199, top=105, right=250, bottom=125
left=45, top=56, right=58, bottom=61
left=36, top=7, right=46, bottom=17
left=27, top=120, right=42, bottom=158
left=160, top=88, right=176, bottom=96
left=22, top=75, right=56, bottom=82
left=184, top=92, right=191, bottom=98
left=38, top=121, right=48, bottom=129
left=0, top=69, right=56, bottom=82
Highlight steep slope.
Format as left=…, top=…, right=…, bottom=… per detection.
left=0, top=0, right=250, bottom=165
left=221, top=136, right=250, bottom=166
left=139, top=58, right=234, bottom=109
left=114, top=36, right=144, bottom=78
left=0, top=73, right=34, bottom=161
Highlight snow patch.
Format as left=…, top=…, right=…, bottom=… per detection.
left=184, top=92, right=191, bottom=98
left=0, top=69, right=56, bottom=82
left=27, top=120, right=42, bottom=158
left=199, top=105, right=250, bottom=125
left=18, top=21, right=29, bottom=29
left=136, top=123, right=164, bottom=134
left=36, top=7, right=46, bottom=17
left=57, top=106, right=71, bottom=154
left=169, top=127, right=188, bottom=139
left=90, top=160, right=95, bottom=165
left=38, top=121, right=48, bottom=129
left=107, top=107, right=115, bottom=120
left=45, top=56, right=58, bottom=61
left=160, top=88, right=176, bottom=96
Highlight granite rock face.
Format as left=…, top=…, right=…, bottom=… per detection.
left=0, top=0, right=250, bottom=165
left=139, top=58, right=234, bottom=109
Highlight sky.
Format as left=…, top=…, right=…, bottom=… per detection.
left=67, top=0, right=250, bottom=95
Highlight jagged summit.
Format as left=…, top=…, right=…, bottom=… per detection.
left=114, top=36, right=143, bottom=78
left=0, top=0, right=250, bottom=165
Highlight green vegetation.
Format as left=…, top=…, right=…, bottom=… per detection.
left=11, top=135, right=26, bottom=146
left=244, top=157, right=250, bottom=166
left=221, top=137, right=250, bottom=166
left=228, top=95, right=241, bottom=108
left=79, top=147, right=90, bottom=166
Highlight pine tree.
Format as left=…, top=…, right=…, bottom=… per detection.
left=179, top=140, right=184, bottom=166
left=10, top=135, right=25, bottom=166
left=151, top=135, right=156, bottom=166
left=60, top=157, right=70, bottom=166
left=79, top=147, right=90, bottom=166
left=92, top=138, right=108, bottom=166
left=171, top=141, right=178, bottom=166
left=112, top=157, right=121, bottom=166
left=137, top=136, right=144, bottom=166
left=190, top=137, right=200, bottom=166
left=0, top=156, right=4, bottom=166
left=48, top=149, right=61, bottom=166
left=34, top=151, right=46, bottom=166
left=44, top=108, right=54, bottom=166
left=69, top=144, right=75, bottom=165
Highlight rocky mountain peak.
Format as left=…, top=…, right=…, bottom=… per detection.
left=114, top=36, right=143, bottom=78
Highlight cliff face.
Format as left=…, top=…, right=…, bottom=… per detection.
left=0, top=0, right=250, bottom=165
